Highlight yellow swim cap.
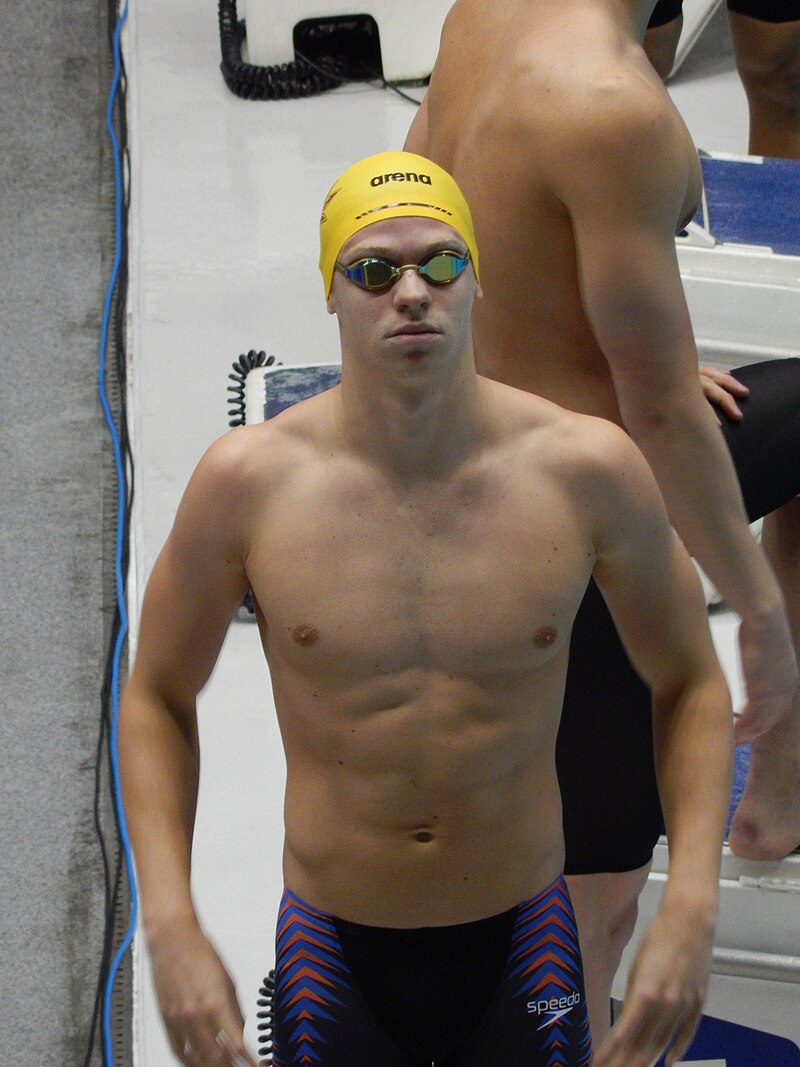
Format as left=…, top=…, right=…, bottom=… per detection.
left=319, top=151, right=480, bottom=297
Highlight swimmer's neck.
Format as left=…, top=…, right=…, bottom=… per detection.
left=336, top=345, right=487, bottom=480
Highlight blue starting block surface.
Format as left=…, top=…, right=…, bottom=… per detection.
left=699, top=156, right=800, bottom=257
left=660, top=1014, right=800, bottom=1066
left=726, top=745, right=750, bottom=839
left=262, top=362, right=342, bottom=421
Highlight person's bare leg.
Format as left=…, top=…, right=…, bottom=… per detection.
left=729, top=498, right=800, bottom=858
left=643, top=15, right=684, bottom=80
left=729, top=13, right=800, bottom=158
left=566, top=864, right=651, bottom=1050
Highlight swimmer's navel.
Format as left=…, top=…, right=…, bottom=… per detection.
left=291, top=623, right=320, bottom=647
left=413, top=829, right=435, bottom=843
left=533, top=626, right=557, bottom=648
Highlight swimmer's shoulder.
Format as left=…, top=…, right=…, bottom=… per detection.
left=558, top=59, right=698, bottom=176
left=530, top=62, right=701, bottom=229
left=191, top=386, right=340, bottom=493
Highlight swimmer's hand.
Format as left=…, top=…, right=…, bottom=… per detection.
left=592, top=897, right=714, bottom=1067
left=148, top=916, right=259, bottom=1067
left=698, top=365, right=749, bottom=425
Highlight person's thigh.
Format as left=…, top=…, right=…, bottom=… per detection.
left=558, top=580, right=663, bottom=877
left=715, top=359, right=800, bottom=521
left=648, top=0, right=684, bottom=28
left=645, top=0, right=684, bottom=77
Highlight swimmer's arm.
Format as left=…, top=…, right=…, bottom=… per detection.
left=120, top=435, right=251, bottom=930
left=119, top=433, right=257, bottom=1065
left=586, top=426, right=732, bottom=1066
left=552, top=96, right=796, bottom=738
left=403, top=92, right=429, bottom=154
left=558, top=97, right=746, bottom=558
left=588, top=426, right=733, bottom=909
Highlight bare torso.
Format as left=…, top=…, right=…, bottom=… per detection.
left=240, top=383, right=606, bottom=926
left=407, top=0, right=703, bottom=423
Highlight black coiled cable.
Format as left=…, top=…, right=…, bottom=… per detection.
left=227, top=350, right=279, bottom=427
left=228, top=350, right=280, bottom=622
left=218, top=0, right=347, bottom=100
left=256, top=970, right=276, bottom=1064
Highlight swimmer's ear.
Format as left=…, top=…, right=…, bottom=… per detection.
left=326, top=290, right=338, bottom=316
left=474, top=281, right=483, bottom=302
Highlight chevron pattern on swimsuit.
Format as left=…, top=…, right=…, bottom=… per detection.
left=508, top=877, right=593, bottom=1066
left=272, top=891, right=352, bottom=1066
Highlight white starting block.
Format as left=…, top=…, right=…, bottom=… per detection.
left=241, top=0, right=452, bottom=81
left=676, top=153, right=800, bottom=367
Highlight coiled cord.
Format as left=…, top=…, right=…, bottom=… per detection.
left=228, top=351, right=280, bottom=623
left=218, top=0, right=347, bottom=100
left=256, top=970, right=276, bottom=1065
left=227, top=350, right=279, bottom=427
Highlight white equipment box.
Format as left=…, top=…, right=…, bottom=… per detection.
left=241, top=1, right=452, bottom=81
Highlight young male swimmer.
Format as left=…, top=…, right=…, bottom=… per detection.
left=120, top=151, right=732, bottom=1067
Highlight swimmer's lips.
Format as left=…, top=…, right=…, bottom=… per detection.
left=387, top=323, right=442, bottom=345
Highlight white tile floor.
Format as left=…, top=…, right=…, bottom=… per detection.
left=123, top=2, right=796, bottom=1062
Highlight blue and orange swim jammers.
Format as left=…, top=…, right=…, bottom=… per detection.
left=271, top=874, right=592, bottom=1066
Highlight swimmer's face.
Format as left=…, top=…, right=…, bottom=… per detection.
left=327, top=217, right=481, bottom=364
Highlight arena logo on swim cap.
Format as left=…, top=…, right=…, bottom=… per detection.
left=354, top=200, right=455, bottom=223
left=370, top=171, right=433, bottom=187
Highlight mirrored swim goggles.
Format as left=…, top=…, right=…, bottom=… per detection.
left=335, top=249, right=471, bottom=291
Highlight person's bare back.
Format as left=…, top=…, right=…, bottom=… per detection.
left=406, top=0, right=703, bottom=420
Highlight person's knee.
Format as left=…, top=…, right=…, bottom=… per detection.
left=568, top=866, right=649, bottom=963
left=603, top=887, right=641, bottom=954
left=731, top=16, right=800, bottom=116
left=741, top=55, right=800, bottom=119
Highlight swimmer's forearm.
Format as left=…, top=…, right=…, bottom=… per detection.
left=622, top=390, right=785, bottom=624
left=583, top=225, right=785, bottom=624
left=652, top=673, right=733, bottom=907
left=119, top=684, right=201, bottom=936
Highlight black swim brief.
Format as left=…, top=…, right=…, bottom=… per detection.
left=649, top=0, right=800, bottom=28
left=271, top=876, right=592, bottom=1066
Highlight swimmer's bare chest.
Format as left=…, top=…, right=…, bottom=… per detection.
left=250, top=443, right=580, bottom=922
left=247, top=462, right=593, bottom=687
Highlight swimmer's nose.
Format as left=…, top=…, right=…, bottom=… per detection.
left=392, top=265, right=431, bottom=312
